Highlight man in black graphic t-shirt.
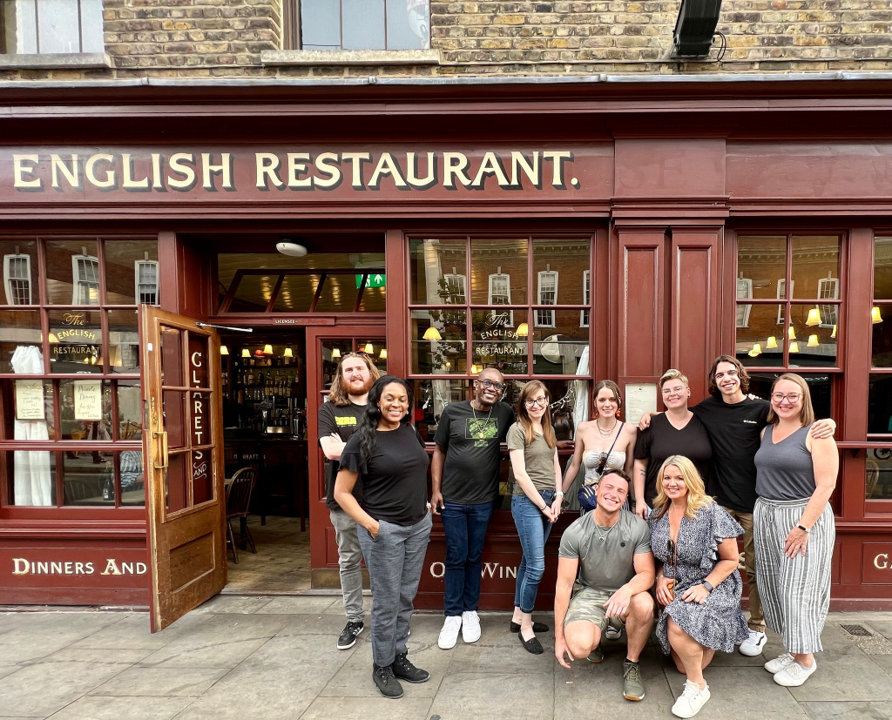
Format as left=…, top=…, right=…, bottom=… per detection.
left=431, top=368, right=515, bottom=649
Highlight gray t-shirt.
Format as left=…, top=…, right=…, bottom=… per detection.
left=507, top=422, right=556, bottom=494
left=558, top=510, right=652, bottom=593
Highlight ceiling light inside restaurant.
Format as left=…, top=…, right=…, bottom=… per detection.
left=516, top=323, right=529, bottom=337
left=220, top=345, right=229, bottom=355
left=789, top=341, right=800, bottom=353
left=831, top=324, right=837, bottom=338
left=748, top=343, right=762, bottom=357
left=263, top=344, right=274, bottom=355
left=331, top=348, right=341, bottom=358
left=241, top=348, right=251, bottom=358
left=807, top=334, right=819, bottom=347
left=283, top=347, right=293, bottom=358
left=873, top=306, right=883, bottom=324
left=276, top=240, right=308, bottom=257
left=364, top=343, right=374, bottom=354
left=788, top=326, right=796, bottom=340
left=379, top=349, right=387, bottom=359
left=766, top=336, right=778, bottom=349
left=423, top=327, right=442, bottom=341
left=806, top=307, right=822, bottom=326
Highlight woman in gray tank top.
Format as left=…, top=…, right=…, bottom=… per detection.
left=753, top=373, right=838, bottom=689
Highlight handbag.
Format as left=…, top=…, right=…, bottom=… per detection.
left=576, top=422, right=624, bottom=512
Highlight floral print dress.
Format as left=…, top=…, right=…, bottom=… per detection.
left=648, top=502, right=750, bottom=654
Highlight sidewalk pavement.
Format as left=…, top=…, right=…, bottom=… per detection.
left=1, top=596, right=891, bottom=720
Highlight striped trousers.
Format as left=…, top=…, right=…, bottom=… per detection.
left=753, top=497, right=835, bottom=655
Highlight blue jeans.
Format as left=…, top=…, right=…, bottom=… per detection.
left=440, top=500, right=495, bottom=617
left=512, top=489, right=555, bottom=613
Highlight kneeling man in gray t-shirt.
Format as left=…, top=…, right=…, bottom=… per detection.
left=555, top=469, right=655, bottom=702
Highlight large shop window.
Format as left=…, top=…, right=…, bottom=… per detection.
left=297, top=0, right=430, bottom=51
left=866, top=236, right=892, bottom=504
left=0, top=237, right=158, bottom=510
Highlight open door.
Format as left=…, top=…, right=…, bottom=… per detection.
left=142, top=307, right=226, bottom=631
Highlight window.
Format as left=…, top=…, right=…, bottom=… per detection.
left=580, top=270, right=590, bottom=327
left=443, top=272, right=466, bottom=305
left=736, top=276, right=752, bottom=328
left=299, top=0, right=430, bottom=51
left=71, top=252, right=100, bottom=305
left=536, top=270, right=558, bottom=327
left=488, top=272, right=513, bottom=326
left=135, top=259, right=159, bottom=306
left=1, top=0, right=104, bottom=54
left=775, top=279, right=793, bottom=324
left=3, top=252, right=32, bottom=305
left=818, top=275, right=839, bottom=327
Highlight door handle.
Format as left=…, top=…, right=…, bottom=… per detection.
left=153, top=430, right=168, bottom=469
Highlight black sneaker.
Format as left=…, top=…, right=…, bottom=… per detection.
left=337, top=620, right=364, bottom=650
left=373, top=664, right=404, bottom=699
left=392, top=652, right=430, bottom=684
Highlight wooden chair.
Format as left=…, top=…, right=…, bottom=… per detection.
left=225, top=466, right=258, bottom=564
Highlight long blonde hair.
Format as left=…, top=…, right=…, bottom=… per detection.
left=652, top=455, right=713, bottom=520
left=517, top=380, right=557, bottom=449
left=766, top=373, right=816, bottom=427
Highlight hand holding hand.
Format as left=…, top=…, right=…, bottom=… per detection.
left=541, top=505, right=556, bottom=523
left=635, top=502, right=650, bottom=520
left=550, top=497, right=563, bottom=522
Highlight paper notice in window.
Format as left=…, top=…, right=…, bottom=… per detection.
left=74, top=380, right=103, bottom=421
left=15, top=380, right=45, bottom=421
left=624, top=383, right=657, bottom=426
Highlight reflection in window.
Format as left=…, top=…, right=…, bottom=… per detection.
left=135, top=259, right=159, bottom=305
left=869, top=374, right=892, bottom=435
left=3, top=252, right=32, bottom=305
left=876, top=237, right=892, bottom=300
left=72, top=253, right=100, bottom=305
left=300, top=0, right=430, bottom=51
left=443, top=272, right=467, bottom=305
left=581, top=271, right=590, bottom=328
left=749, top=373, right=832, bottom=421
left=866, top=450, right=892, bottom=500
left=536, top=270, right=558, bottom=327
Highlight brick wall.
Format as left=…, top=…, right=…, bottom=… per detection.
left=1, top=0, right=890, bottom=81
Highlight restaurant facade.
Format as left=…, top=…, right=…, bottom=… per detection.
left=0, top=76, right=891, bottom=629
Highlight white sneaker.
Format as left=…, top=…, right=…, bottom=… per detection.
left=739, top=629, right=767, bottom=656
left=672, top=680, right=710, bottom=718
left=461, top=610, right=482, bottom=643
left=773, top=659, right=817, bottom=687
left=438, top=616, right=462, bottom=649
left=764, top=652, right=795, bottom=674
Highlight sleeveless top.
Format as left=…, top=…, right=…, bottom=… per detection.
left=754, top=424, right=816, bottom=501
left=583, top=450, right=626, bottom=483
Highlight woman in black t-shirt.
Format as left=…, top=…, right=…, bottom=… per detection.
left=334, top=375, right=432, bottom=700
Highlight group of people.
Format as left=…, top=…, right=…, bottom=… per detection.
left=318, top=352, right=838, bottom=717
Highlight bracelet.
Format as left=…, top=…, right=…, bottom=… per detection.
left=702, top=580, right=714, bottom=592
left=797, top=524, right=811, bottom=534
left=555, top=491, right=565, bottom=498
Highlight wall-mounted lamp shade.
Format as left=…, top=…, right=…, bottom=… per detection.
left=789, top=341, right=800, bottom=353
left=748, top=343, right=762, bottom=357
left=364, top=343, right=374, bottom=354
left=220, top=345, right=229, bottom=356
left=788, top=326, right=796, bottom=340
left=515, top=323, right=530, bottom=337
left=671, top=0, right=722, bottom=57
left=379, top=349, right=387, bottom=360
left=423, top=327, right=442, bottom=341
left=263, top=344, right=274, bottom=355
left=873, top=306, right=883, bottom=324
left=766, top=336, right=778, bottom=349
left=241, top=348, right=251, bottom=358
left=807, top=334, right=819, bottom=347
left=831, top=324, right=837, bottom=338
left=331, top=348, right=341, bottom=358
left=806, top=307, right=822, bottom=326
left=283, top=347, right=293, bottom=358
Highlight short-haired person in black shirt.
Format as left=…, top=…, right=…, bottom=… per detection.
left=334, top=376, right=433, bottom=700
left=431, top=367, right=515, bottom=650
left=639, top=355, right=835, bottom=658
left=318, top=352, right=380, bottom=651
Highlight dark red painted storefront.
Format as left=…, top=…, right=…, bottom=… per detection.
left=0, top=79, right=891, bottom=618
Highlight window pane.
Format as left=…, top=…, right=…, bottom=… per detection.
left=471, top=239, right=527, bottom=305
left=4, top=379, right=54, bottom=439
left=533, top=311, right=588, bottom=375
left=80, top=0, right=104, bottom=53
left=119, top=450, right=146, bottom=506
left=6, top=449, right=55, bottom=506
left=411, top=309, right=466, bottom=375
left=533, top=239, right=590, bottom=305
left=735, top=304, right=784, bottom=367
left=108, top=309, right=140, bottom=374
left=63, top=451, right=113, bottom=506
left=412, top=379, right=470, bottom=441
left=0, top=309, right=42, bottom=373
left=59, top=379, right=112, bottom=441
left=749, top=373, right=831, bottom=421
left=359, top=285, right=386, bottom=312
left=874, top=308, right=892, bottom=368
left=737, top=236, right=787, bottom=300
left=38, top=0, right=82, bottom=53
left=866, top=450, right=892, bottom=501
left=321, top=341, right=353, bottom=391
left=117, top=381, right=143, bottom=441
left=272, top=274, right=317, bottom=312
left=472, top=309, right=528, bottom=375
left=230, top=274, right=276, bottom=313
left=791, top=236, right=840, bottom=300
left=356, top=339, right=388, bottom=376
left=104, top=240, right=159, bottom=305
left=5, top=0, right=38, bottom=54
left=410, top=238, right=467, bottom=305
left=0, top=240, right=37, bottom=305
left=45, top=240, right=100, bottom=305
left=301, top=0, right=341, bottom=50
left=789, top=304, right=838, bottom=368
left=385, top=0, right=429, bottom=50
left=315, top=274, right=358, bottom=312
left=48, top=310, right=102, bottom=373
left=160, top=326, right=184, bottom=386
left=166, top=451, right=188, bottom=513
left=876, top=237, right=892, bottom=300
left=343, top=0, right=385, bottom=50
left=869, top=374, right=892, bottom=435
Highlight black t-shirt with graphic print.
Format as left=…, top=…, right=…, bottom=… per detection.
left=318, top=400, right=366, bottom=511
left=433, top=400, right=515, bottom=505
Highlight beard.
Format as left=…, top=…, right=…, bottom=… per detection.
left=341, top=374, right=374, bottom=396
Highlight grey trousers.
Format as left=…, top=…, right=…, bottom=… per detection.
left=357, top=512, right=432, bottom=667
left=330, top=509, right=364, bottom=623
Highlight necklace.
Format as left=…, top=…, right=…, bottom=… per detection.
left=596, top=418, right=618, bottom=438
left=471, top=402, right=494, bottom=440
left=592, top=515, right=619, bottom=543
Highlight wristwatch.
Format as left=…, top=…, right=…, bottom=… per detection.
left=797, top=524, right=811, bottom=534
left=702, top=580, right=714, bottom=592
left=555, top=491, right=565, bottom=498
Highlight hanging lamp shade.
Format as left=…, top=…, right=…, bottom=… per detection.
left=788, top=326, right=796, bottom=340
left=807, top=334, right=819, bottom=348
left=364, top=343, right=374, bottom=354
left=806, top=307, right=822, bottom=326
left=263, top=344, right=274, bottom=355
left=873, top=306, right=883, bottom=324
left=220, top=345, right=229, bottom=356
left=331, top=348, right=341, bottom=358
left=831, top=324, right=837, bottom=339
left=423, top=327, right=442, bottom=341
left=748, top=343, right=762, bottom=357
left=515, top=323, right=529, bottom=337
left=789, top=341, right=800, bottom=353
left=379, top=349, right=387, bottom=359
left=283, top=347, right=293, bottom=358
left=241, top=348, right=250, bottom=358
left=766, top=336, right=778, bottom=349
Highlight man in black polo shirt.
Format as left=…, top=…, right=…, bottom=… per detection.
left=431, top=368, right=515, bottom=649
left=318, top=352, right=379, bottom=650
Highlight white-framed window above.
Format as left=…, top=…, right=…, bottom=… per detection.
left=536, top=269, right=558, bottom=327
left=737, top=275, right=753, bottom=328
left=442, top=271, right=466, bottom=305
left=71, top=251, right=99, bottom=305
left=2, top=0, right=104, bottom=55
left=580, top=270, right=590, bottom=327
left=135, top=257, right=159, bottom=306
left=817, top=274, right=839, bottom=327
left=488, top=271, right=513, bottom=325
left=3, top=251, right=32, bottom=305
left=299, top=0, right=430, bottom=51
left=776, top=278, right=794, bottom=324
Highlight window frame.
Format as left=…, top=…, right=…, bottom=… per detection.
left=2, top=0, right=104, bottom=55
left=535, top=269, right=558, bottom=328
left=488, top=272, right=513, bottom=326
left=297, top=0, right=431, bottom=52
left=3, top=251, right=32, bottom=305
left=580, top=270, right=590, bottom=328
left=135, top=258, right=160, bottom=306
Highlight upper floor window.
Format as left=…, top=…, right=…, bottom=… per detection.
left=299, top=0, right=430, bottom=51
left=3, top=250, right=32, bottom=305
left=580, top=270, right=590, bottom=328
left=72, top=251, right=100, bottom=305
left=1, top=0, right=104, bottom=54
left=536, top=270, right=558, bottom=328
left=443, top=272, right=466, bottom=305
left=135, top=258, right=159, bottom=306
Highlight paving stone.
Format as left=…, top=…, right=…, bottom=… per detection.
left=0, top=613, right=127, bottom=664
left=88, top=666, right=228, bottom=697
left=786, top=642, right=891, bottom=703
left=192, top=595, right=273, bottom=615
left=26, top=646, right=152, bottom=665
left=803, top=702, right=892, bottom=719
left=276, top=611, right=364, bottom=637
left=429, top=671, right=554, bottom=719
left=451, top=638, right=558, bottom=674
left=0, top=661, right=125, bottom=716
left=253, top=596, right=336, bottom=614
left=299, top=696, right=433, bottom=720
left=0, top=665, right=21, bottom=681
left=47, top=695, right=193, bottom=720
left=63, top=613, right=181, bottom=652
left=864, top=654, right=892, bottom=676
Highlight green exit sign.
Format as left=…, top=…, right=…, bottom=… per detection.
left=356, top=273, right=386, bottom=289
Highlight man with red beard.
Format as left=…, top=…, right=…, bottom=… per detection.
left=319, top=352, right=380, bottom=649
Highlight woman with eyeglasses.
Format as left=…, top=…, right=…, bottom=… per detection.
left=753, top=373, right=838, bottom=688
left=508, top=380, right=565, bottom=654
left=649, top=456, right=749, bottom=719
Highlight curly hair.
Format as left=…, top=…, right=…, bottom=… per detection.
left=707, top=355, right=750, bottom=397
left=357, top=375, right=414, bottom=465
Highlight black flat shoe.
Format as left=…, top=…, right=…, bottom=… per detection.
left=518, top=631, right=544, bottom=655
left=510, top=620, right=549, bottom=633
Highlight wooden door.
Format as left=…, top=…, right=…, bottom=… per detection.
left=142, top=307, right=226, bottom=631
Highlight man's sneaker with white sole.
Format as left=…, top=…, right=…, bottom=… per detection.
left=438, top=615, right=462, bottom=649
left=461, top=611, right=481, bottom=643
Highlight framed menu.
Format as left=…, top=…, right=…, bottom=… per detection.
left=15, top=380, right=45, bottom=421
left=73, top=380, right=103, bottom=421
left=624, top=383, right=657, bottom=426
